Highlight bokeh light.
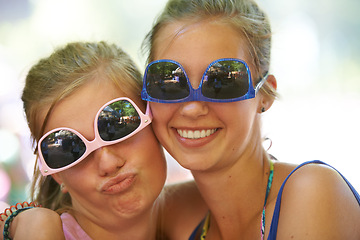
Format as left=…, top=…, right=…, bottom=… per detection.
left=0, top=168, right=11, bottom=201
left=0, top=129, right=20, bottom=166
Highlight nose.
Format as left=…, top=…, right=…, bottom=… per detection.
left=94, top=146, right=125, bottom=177
left=179, top=101, right=209, bottom=119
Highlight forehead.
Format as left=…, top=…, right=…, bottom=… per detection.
left=40, top=78, right=144, bottom=135
left=153, top=20, right=250, bottom=62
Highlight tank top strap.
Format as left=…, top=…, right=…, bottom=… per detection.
left=188, top=212, right=209, bottom=240
left=267, top=160, right=360, bottom=240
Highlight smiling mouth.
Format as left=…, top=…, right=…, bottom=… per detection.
left=177, top=129, right=217, bottom=139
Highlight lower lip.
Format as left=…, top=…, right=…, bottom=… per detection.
left=174, top=128, right=219, bottom=148
left=102, top=175, right=136, bottom=194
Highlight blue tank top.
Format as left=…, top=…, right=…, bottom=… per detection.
left=189, top=160, right=360, bottom=240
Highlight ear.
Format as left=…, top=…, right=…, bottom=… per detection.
left=51, top=174, right=68, bottom=193
left=258, top=74, right=277, bottom=113
left=266, top=74, right=277, bottom=90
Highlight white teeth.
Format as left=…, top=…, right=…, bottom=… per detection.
left=177, top=129, right=217, bottom=139
left=194, top=130, right=200, bottom=138
left=188, top=131, right=194, bottom=138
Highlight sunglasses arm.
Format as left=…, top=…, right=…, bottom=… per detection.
left=145, top=101, right=153, bottom=120
left=254, top=72, right=269, bottom=93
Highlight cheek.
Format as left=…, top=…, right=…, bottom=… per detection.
left=218, top=101, right=258, bottom=134
left=150, top=102, right=174, bottom=119
left=132, top=131, right=167, bottom=196
left=59, top=154, right=96, bottom=187
left=61, top=171, right=93, bottom=196
left=226, top=103, right=259, bottom=148
left=150, top=102, right=175, bottom=136
left=131, top=127, right=167, bottom=176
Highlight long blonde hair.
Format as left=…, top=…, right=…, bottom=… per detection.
left=22, top=41, right=143, bottom=211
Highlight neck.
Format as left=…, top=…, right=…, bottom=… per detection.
left=191, top=148, right=270, bottom=239
left=73, top=201, right=160, bottom=240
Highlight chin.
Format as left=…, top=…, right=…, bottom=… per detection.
left=111, top=196, right=148, bottom=217
left=176, top=155, right=215, bottom=171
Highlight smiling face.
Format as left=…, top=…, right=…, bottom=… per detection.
left=40, top=77, right=166, bottom=228
left=150, top=20, right=265, bottom=172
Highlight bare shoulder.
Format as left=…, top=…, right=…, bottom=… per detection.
left=160, top=180, right=208, bottom=240
left=10, top=207, right=64, bottom=240
left=275, top=162, right=360, bottom=239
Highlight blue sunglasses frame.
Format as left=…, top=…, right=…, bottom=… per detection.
left=141, top=58, right=268, bottom=103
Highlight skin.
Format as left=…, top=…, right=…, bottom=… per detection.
left=150, top=20, right=360, bottom=239
left=7, top=208, right=64, bottom=240
left=39, top=76, right=166, bottom=239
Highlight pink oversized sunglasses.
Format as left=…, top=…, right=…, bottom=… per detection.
left=37, top=97, right=152, bottom=176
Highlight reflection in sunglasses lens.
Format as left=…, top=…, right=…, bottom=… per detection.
left=202, top=60, right=249, bottom=99
left=146, top=62, right=190, bottom=100
left=98, top=100, right=141, bottom=141
left=41, top=130, right=86, bottom=169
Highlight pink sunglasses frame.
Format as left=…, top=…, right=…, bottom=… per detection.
left=37, top=97, right=152, bottom=176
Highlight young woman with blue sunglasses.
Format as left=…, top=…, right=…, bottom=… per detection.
left=0, top=41, right=207, bottom=240
left=141, top=0, right=360, bottom=239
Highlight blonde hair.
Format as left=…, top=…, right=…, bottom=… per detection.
left=22, top=41, right=142, bottom=212
left=142, top=0, right=277, bottom=99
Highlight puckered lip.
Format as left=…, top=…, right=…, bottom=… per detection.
left=100, top=172, right=136, bottom=194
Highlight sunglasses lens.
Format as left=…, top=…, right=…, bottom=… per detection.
left=40, top=130, right=86, bottom=169
left=202, top=60, right=249, bottom=99
left=98, top=100, right=141, bottom=141
left=145, top=61, right=189, bottom=100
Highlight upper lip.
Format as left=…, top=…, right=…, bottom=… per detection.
left=99, top=172, right=136, bottom=193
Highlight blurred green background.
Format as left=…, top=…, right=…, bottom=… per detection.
left=0, top=0, right=359, bottom=205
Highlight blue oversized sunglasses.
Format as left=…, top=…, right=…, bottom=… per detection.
left=141, top=58, right=268, bottom=103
